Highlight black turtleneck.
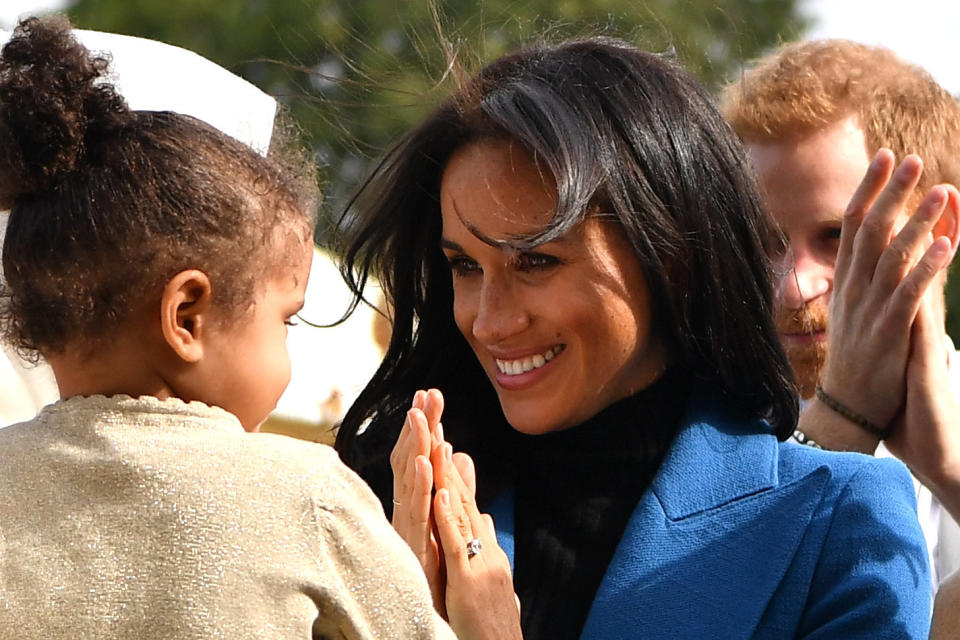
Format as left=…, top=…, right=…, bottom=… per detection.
left=512, top=371, right=691, bottom=640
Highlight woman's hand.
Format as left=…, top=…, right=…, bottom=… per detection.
left=431, top=441, right=523, bottom=640
left=389, top=389, right=445, bottom=613
left=820, top=150, right=956, bottom=432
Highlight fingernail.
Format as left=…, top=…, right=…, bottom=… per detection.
left=415, top=455, right=430, bottom=478
left=436, top=422, right=444, bottom=443
left=438, top=489, right=450, bottom=507
left=445, top=443, right=453, bottom=462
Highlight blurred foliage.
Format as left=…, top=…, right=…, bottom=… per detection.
left=65, top=0, right=806, bottom=235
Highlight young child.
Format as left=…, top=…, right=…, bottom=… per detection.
left=0, top=16, right=458, bottom=639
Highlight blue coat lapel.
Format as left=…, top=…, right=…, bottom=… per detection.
left=490, top=390, right=830, bottom=639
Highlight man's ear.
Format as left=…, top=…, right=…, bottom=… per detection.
left=933, top=184, right=960, bottom=259
left=160, top=270, right=213, bottom=363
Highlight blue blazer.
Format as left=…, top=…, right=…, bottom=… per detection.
left=489, top=391, right=931, bottom=639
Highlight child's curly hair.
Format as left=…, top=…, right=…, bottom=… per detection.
left=0, top=15, right=318, bottom=359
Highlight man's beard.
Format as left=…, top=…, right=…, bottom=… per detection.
left=776, top=300, right=829, bottom=399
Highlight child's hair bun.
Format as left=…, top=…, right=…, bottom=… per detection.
left=0, top=15, right=132, bottom=206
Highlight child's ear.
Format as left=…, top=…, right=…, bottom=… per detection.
left=933, top=184, right=960, bottom=260
left=160, top=270, right=214, bottom=363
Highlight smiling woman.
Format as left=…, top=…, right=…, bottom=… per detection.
left=334, top=37, right=933, bottom=639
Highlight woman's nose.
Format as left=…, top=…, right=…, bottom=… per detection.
left=777, top=247, right=832, bottom=310
left=470, top=277, right=530, bottom=344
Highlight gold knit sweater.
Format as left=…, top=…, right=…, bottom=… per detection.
left=0, top=395, right=454, bottom=639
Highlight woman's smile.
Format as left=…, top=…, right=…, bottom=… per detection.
left=493, top=344, right=564, bottom=376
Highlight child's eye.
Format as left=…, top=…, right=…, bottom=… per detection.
left=446, top=254, right=481, bottom=277
left=284, top=317, right=299, bottom=327
left=515, top=252, right=560, bottom=271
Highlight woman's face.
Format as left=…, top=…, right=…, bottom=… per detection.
left=439, top=139, right=668, bottom=434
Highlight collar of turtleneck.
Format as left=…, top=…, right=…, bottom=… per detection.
left=512, top=369, right=691, bottom=640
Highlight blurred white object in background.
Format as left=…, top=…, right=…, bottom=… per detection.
left=265, top=249, right=386, bottom=442
left=0, top=210, right=59, bottom=427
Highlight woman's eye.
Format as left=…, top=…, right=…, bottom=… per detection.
left=446, top=255, right=481, bottom=276
left=515, top=252, right=560, bottom=271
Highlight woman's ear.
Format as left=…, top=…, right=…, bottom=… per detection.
left=160, top=270, right=213, bottom=363
left=933, top=184, right=960, bottom=260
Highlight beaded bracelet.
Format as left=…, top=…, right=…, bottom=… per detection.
left=814, top=386, right=890, bottom=440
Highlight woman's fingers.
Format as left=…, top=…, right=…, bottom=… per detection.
left=390, top=390, right=427, bottom=493
left=411, top=454, right=447, bottom=616
left=389, top=390, right=449, bottom=615
left=452, top=451, right=477, bottom=498
left=481, top=513, right=496, bottom=538
left=422, top=388, right=445, bottom=446
left=436, top=447, right=494, bottom=570
left=432, top=443, right=473, bottom=542
left=391, top=410, right=431, bottom=513
left=412, top=388, right=427, bottom=410
left=390, top=394, right=437, bottom=571
left=435, top=489, right=523, bottom=640
left=434, top=489, right=469, bottom=569
left=389, top=413, right=414, bottom=517
left=408, top=454, right=434, bottom=558
left=433, top=485, right=487, bottom=571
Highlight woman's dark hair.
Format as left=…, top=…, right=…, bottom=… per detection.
left=335, top=37, right=798, bottom=504
left=0, top=15, right=318, bottom=358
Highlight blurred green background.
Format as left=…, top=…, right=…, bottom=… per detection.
left=50, top=1, right=960, bottom=338
left=65, top=0, right=805, bottom=223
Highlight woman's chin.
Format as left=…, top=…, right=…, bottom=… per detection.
left=499, top=402, right=574, bottom=436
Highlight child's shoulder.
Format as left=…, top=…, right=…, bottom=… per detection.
left=209, top=428, right=349, bottom=482
left=247, top=430, right=342, bottom=466
left=235, top=431, right=385, bottom=512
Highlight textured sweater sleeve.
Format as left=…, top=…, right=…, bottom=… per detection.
left=799, top=457, right=931, bottom=639
left=304, top=451, right=457, bottom=640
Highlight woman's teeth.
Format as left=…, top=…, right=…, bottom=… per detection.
left=495, top=345, right=564, bottom=375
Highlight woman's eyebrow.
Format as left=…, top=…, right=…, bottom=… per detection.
left=440, top=238, right=464, bottom=252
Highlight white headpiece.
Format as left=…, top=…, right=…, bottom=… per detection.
left=0, top=27, right=277, bottom=154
